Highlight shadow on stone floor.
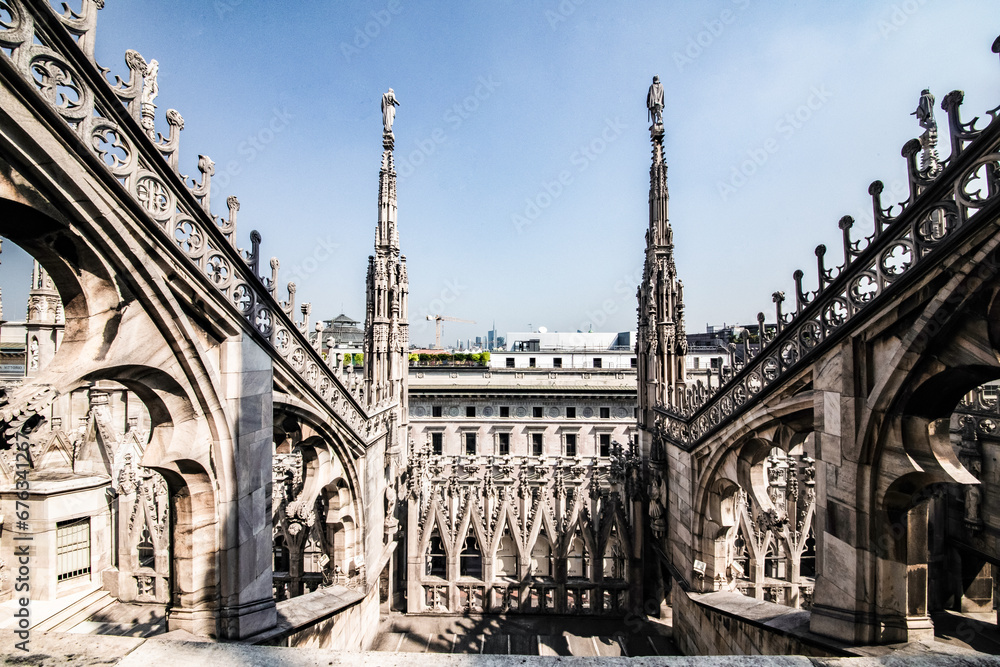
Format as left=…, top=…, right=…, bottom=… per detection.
left=933, top=610, right=1000, bottom=654
left=373, top=611, right=678, bottom=656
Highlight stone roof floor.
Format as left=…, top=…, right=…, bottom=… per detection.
left=5, top=629, right=1000, bottom=667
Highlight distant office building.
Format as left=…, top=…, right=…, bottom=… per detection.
left=495, top=330, right=636, bottom=370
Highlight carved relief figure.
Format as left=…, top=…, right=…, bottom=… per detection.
left=965, top=484, right=982, bottom=523
left=141, top=59, right=159, bottom=105
left=28, top=337, right=39, bottom=371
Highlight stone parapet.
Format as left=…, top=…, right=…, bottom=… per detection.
left=4, top=628, right=999, bottom=666
left=672, top=588, right=851, bottom=657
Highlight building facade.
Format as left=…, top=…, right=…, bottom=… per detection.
left=404, top=362, right=641, bottom=614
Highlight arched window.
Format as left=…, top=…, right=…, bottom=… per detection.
left=304, top=536, right=324, bottom=573
left=425, top=530, right=446, bottom=577
left=460, top=535, right=483, bottom=578
left=567, top=531, right=590, bottom=579
left=496, top=531, right=518, bottom=579
left=764, top=542, right=786, bottom=580
left=733, top=526, right=750, bottom=581
left=799, top=530, right=816, bottom=578
left=137, top=527, right=154, bottom=569
left=602, top=526, right=626, bottom=581
left=531, top=532, right=553, bottom=578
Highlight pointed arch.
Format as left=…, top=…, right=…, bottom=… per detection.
left=459, top=532, right=484, bottom=579
left=559, top=505, right=597, bottom=560
left=525, top=499, right=559, bottom=556
left=488, top=500, right=525, bottom=561
left=453, top=494, right=489, bottom=559
left=596, top=499, right=634, bottom=562
left=418, top=499, right=454, bottom=559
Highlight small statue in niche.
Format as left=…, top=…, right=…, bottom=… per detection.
left=965, top=484, right=983, bottom=527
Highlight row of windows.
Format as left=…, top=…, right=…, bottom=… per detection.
left=505, top=357, right=637, bottom=369
left=688, top=357, right=723, bottom=370
left=430, top=432, right=615, bottom=458
left=428, top=406, right=628, bottom=419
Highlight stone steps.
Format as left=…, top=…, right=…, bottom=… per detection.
left=33, top=588, right=114, bottom=633
left=67, top=602, right=168, bottom=637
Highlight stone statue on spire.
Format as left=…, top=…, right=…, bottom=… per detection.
left=141, top=59, right=159, bottom=106
left=647, top=75, right=664, bottom=127
left=382, top=88, right=400, bottom=134
left=912, top=88, right=940, bottom=175
left=911, top=88, right=935, bottom=130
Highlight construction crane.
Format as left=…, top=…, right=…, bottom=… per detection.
left=426, top=315, right=475, bottom=349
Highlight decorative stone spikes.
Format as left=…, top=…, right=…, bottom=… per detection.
left=652, top=35, right=1000, bottom=451
left=186, top=155, right=214, bottom=213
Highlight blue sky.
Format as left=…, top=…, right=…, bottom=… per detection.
left=2, top=1, right=999, bottom=347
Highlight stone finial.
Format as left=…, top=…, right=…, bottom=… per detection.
left=815, top=244, right=830, bottom=293
left=125, top=49, right=148, bottom=78
left=166, top=108, right=184, bottom=131
left=838, top=215, right=857, bottom=265
left=300, top=302, right=311, bottom=334
left=189, top=155, right=215, bottom=212
left=284, top=282, right=296, bottom=317
left=772, top=291, right=785, bottom=333
left=269, top=258, right=280, bottom=298
left=793, top=270, right=807, bottom=314
left=868, top=180, right=893, bottom=233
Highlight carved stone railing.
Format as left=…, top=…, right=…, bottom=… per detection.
left=0, top=0, right=386, bottom=440
left=655, top=42, right=1000, bottom=451
left=407, top=439, right=641, bottom=546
